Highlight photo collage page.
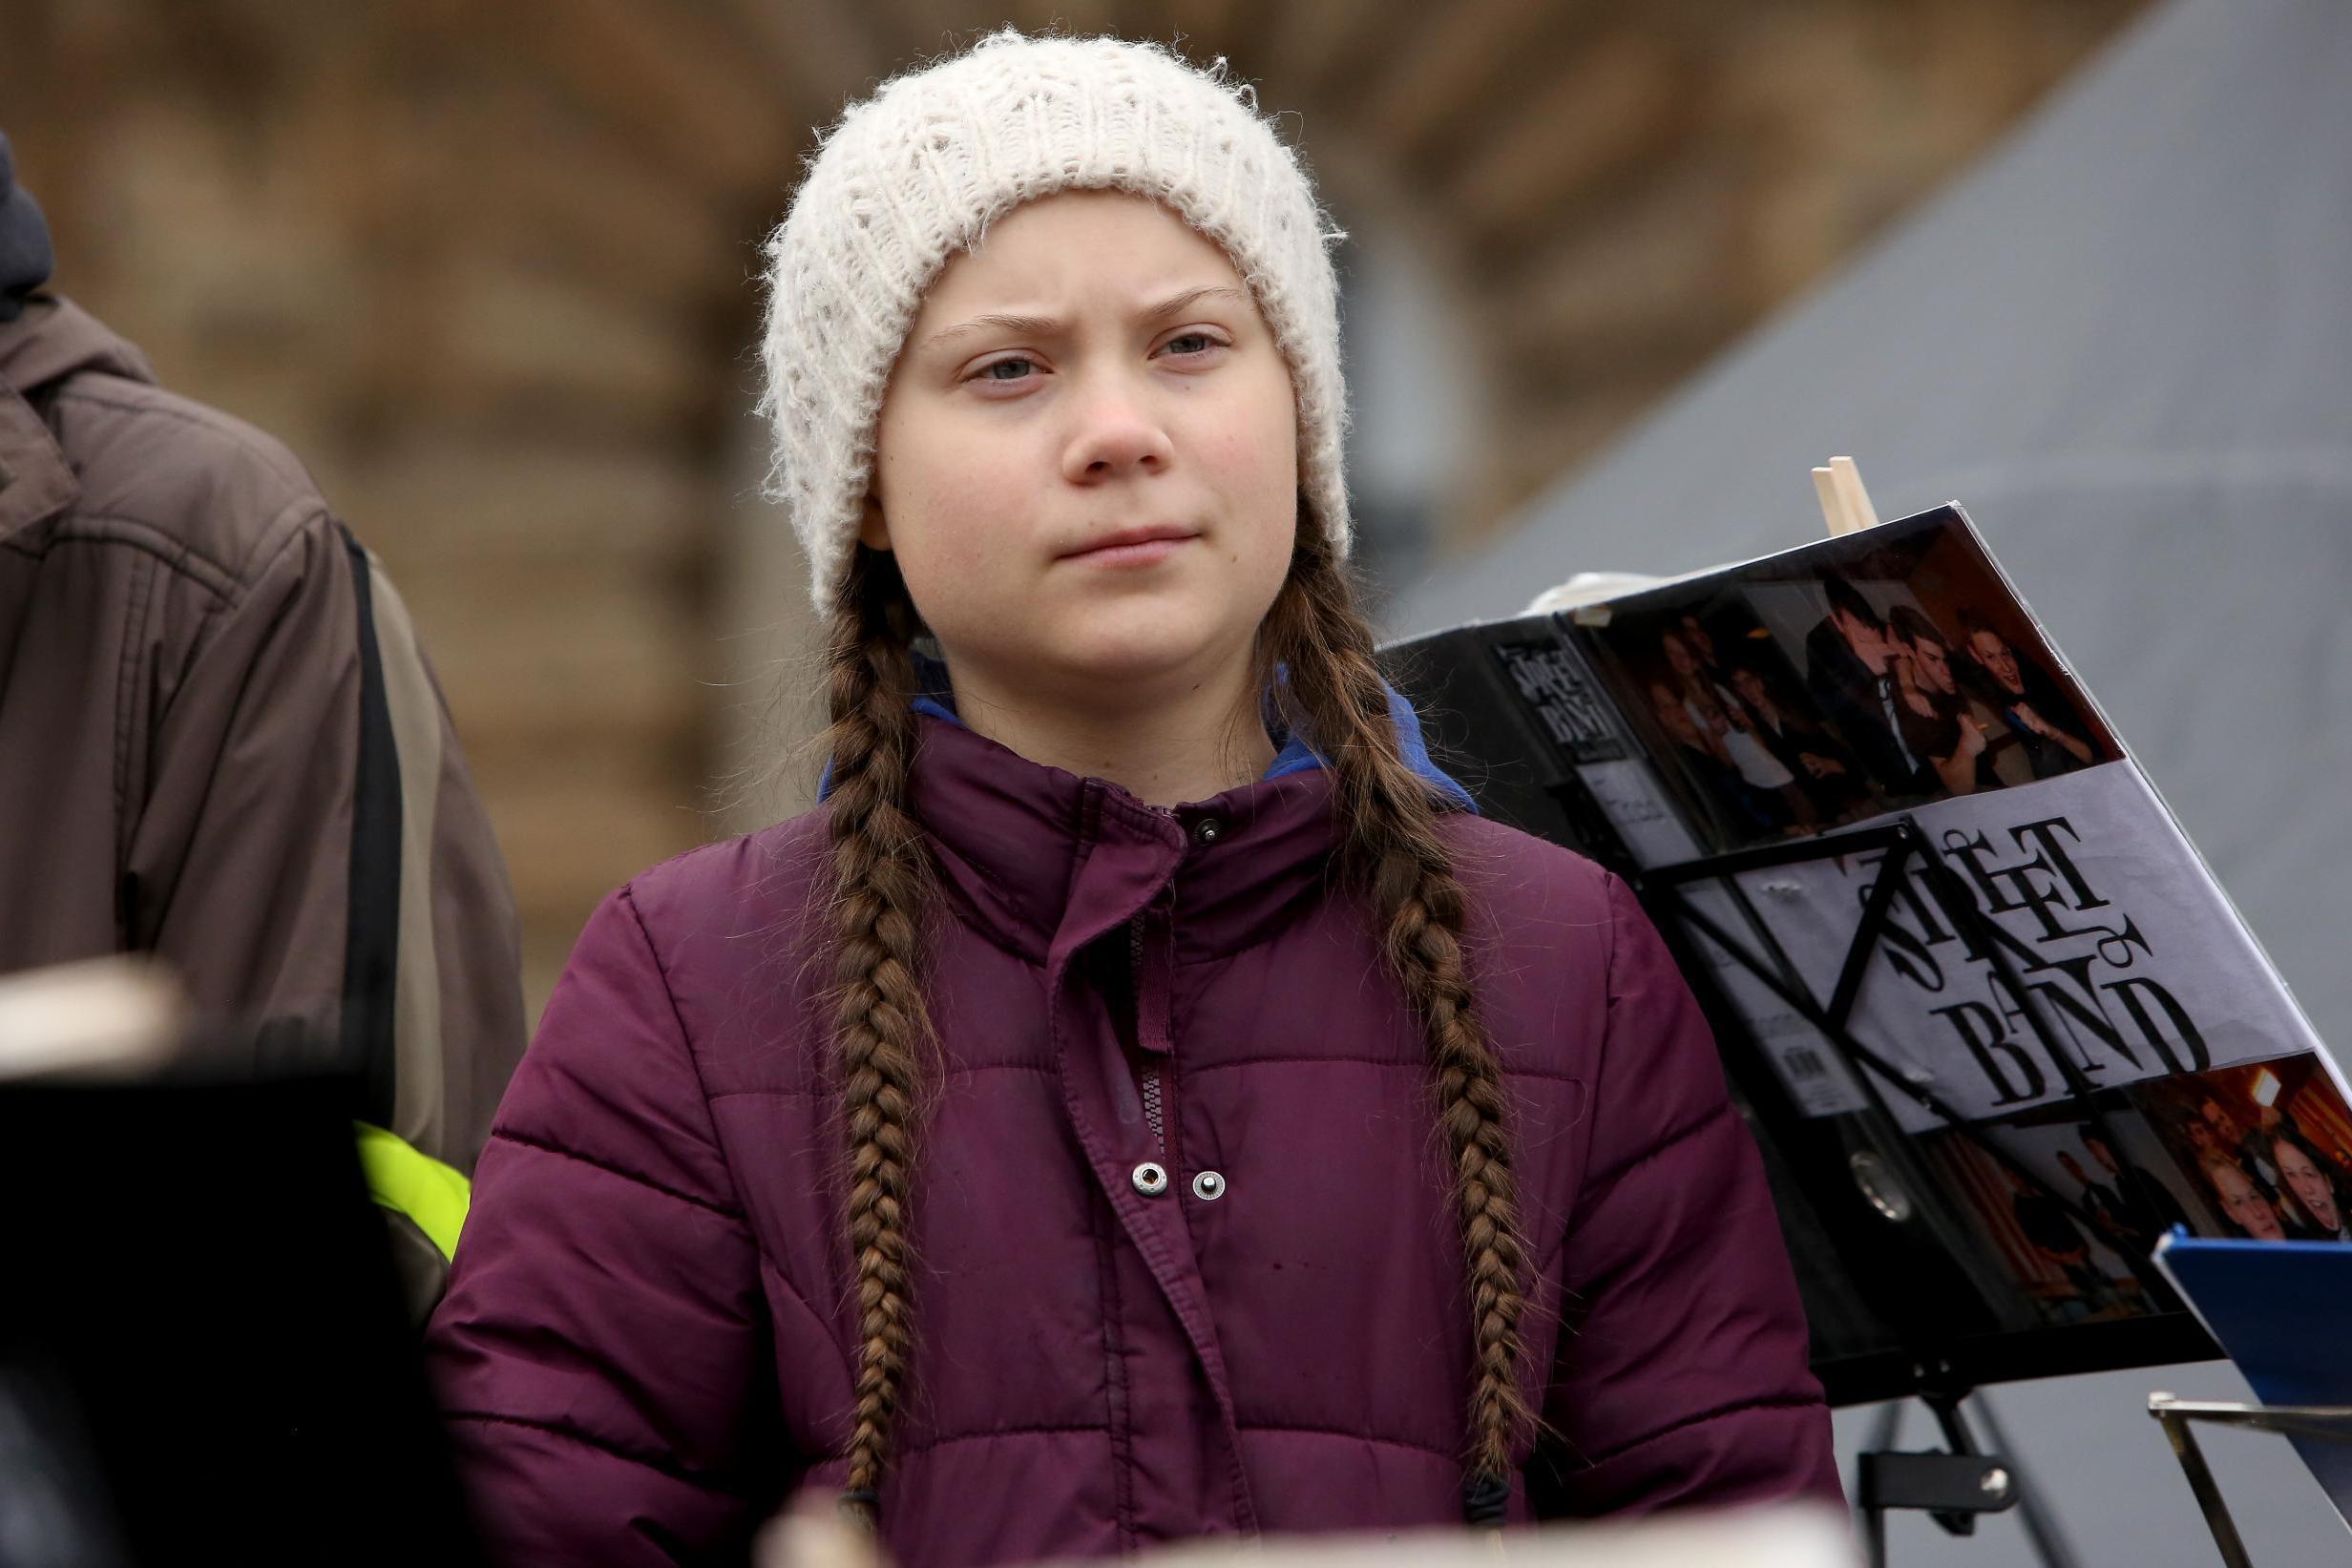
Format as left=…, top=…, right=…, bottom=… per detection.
left=1554, top=507, right=2351, bottom=1330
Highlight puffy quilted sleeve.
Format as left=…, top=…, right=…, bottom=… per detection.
left=423, top=886, right=787, bottom=1563
left=1532, top=872, right=1843, bottom=1516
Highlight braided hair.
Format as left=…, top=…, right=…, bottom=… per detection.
left=816, top=529, right=1531, bottom=1530
left=816, top=549, right=934, bottom=1518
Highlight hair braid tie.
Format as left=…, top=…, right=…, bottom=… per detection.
left=1462, top=1471, right=1512, bottom=1529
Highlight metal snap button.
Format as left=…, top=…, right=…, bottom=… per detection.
left=1191, top=1170, right=1226, bottom=1202
left=1189, top=815, right=1224, bottom=847
left=1131, top=1160, right=1169, bottom=1198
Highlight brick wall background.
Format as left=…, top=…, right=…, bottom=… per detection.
left=1, top=0, right=2144, bottom=1014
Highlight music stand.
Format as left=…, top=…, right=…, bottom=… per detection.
left=1385, top=611, right=2229, bottom=1566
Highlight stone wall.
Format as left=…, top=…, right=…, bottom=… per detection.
left=0, top=0, right=2144, bottom=1014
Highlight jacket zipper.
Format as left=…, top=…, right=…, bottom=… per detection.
left=1129, top=913, right=1166, bottom=1154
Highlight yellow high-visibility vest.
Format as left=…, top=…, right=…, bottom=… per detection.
left=353, top=1121, right=471, bottom=1262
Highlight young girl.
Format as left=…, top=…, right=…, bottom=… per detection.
left=424, top=31, right=1838, bottom=1564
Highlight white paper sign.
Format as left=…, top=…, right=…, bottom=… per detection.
left=1727, top=763, right=2329, bottom=1131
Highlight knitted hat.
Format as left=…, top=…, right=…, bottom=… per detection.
left=759, top=29, right=1352, bottom=613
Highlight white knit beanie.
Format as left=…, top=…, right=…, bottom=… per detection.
left=759, top=28, right=1353, bottom=613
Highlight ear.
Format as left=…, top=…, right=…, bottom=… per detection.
left=857, top=491, right=892, bottom=552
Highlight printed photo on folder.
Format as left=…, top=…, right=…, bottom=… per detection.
left=1388, top=503, right=2352, bottom=1401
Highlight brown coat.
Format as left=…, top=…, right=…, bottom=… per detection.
left=0, top=294, right=525, bottom=1309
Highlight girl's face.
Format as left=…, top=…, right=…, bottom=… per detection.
left=861, top=190, right=1299, bottom=709
left=2279, top=1142, right=2341, bottom=1231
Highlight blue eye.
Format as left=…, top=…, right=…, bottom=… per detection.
left=981, top=357, right=1037, bottom=381
left=1165, top=333, right=1219, bottom=356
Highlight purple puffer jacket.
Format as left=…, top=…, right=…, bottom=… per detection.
left=424, top=713, right=1840, bottom=1564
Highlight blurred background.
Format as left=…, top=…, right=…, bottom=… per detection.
left=19, top=6, right=2352, bottom=1559
left=0, top=0, right=2145, bottom=1014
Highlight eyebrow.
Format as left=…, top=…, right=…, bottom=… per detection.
left=915, top=284, right=1252, bottom=354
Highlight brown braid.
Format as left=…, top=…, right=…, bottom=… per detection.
left=1259, top=526, right=1535, bottom=1506
left=812, top=532, right=1529, bottom=1526
left=818, top=548, right=935, bottom=1528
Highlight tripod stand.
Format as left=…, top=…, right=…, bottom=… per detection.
left=1858, top=1382, right=2080, bottom=1568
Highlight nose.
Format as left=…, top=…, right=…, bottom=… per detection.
left=1061, top=372, right=1174, bottom=485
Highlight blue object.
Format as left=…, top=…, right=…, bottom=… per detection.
left=2152, top=1227, right=2352, bottom=1516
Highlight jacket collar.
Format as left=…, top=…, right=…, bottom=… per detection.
left=908, top=713, right=1341, bottom=964
left=891, top=667, right=1475, bottom=963
left=0, top=295, right=157, bottom=546
left=863, top=649, right=1474, bottom=809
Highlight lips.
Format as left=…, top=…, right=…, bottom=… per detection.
left=1057, top=525, right=1205, bottom=572
left=1061, top=524, right=1200, bottom=559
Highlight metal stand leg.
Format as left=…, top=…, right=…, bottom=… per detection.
left=2153, top=1409, right=2253, bottom=1568
left=1868, top=1399, right=1904, bottom=1452
left=1968, top=1390, right=2081, bottom=1568
left=1860, top=1398, right=1904, bottom=1567
left=2143, top=1391, right=2352, bottom=1565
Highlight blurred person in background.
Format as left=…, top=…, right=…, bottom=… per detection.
left=0, top=130, right=526, bottom=1318
left=425, top=31, right=1838, bottom=1564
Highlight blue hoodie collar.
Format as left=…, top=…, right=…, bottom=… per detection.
left=823, top=651, right=1478, bottom=813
